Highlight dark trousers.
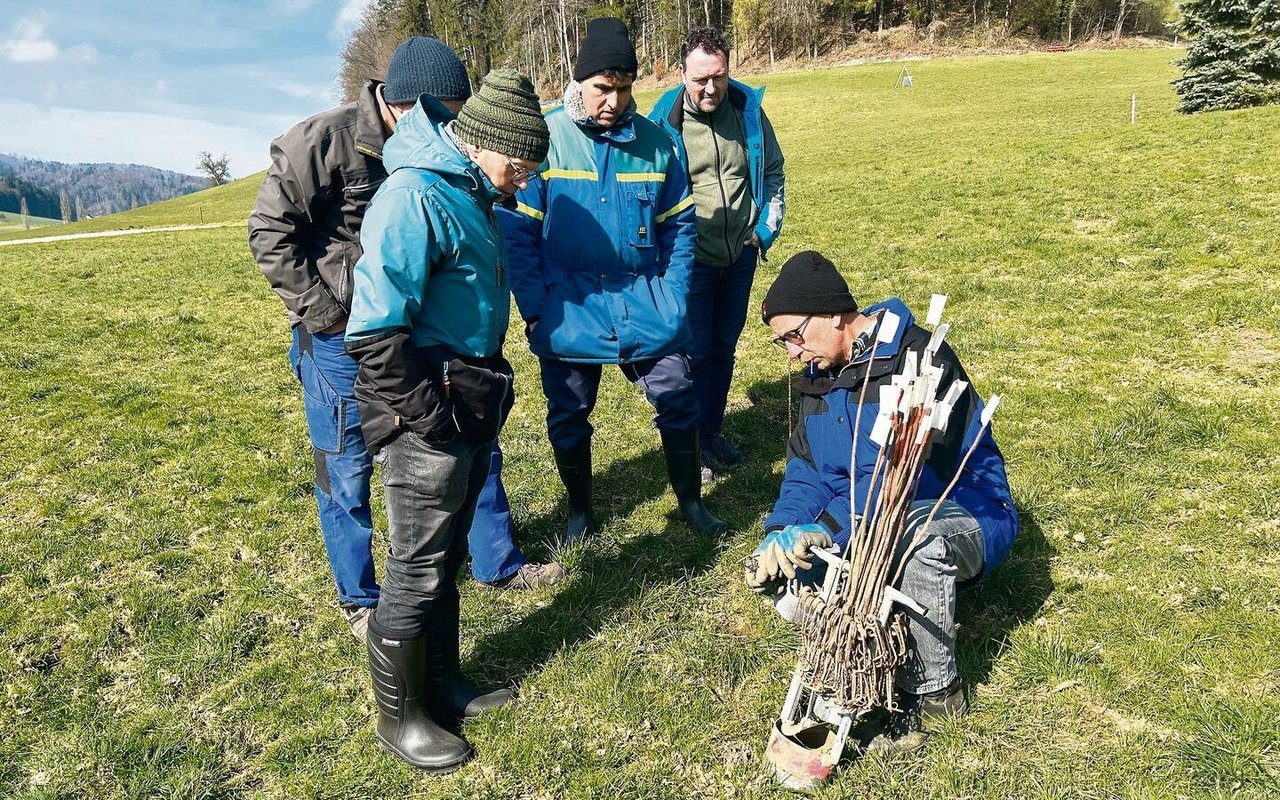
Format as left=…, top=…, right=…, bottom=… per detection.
left=539, top=353, right=700, bottom=450
left=686, top=245, right=758, bottom=439
left=371, top=433, right=493, bottom=639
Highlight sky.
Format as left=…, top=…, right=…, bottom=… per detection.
left=0, top=0, right=377, bottom=177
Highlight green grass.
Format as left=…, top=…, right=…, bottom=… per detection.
left=0, top=212, right=63, bottom=232
left=2, top=48, right=1279, bottom=798
left=0, top=175, right=262, bottom=241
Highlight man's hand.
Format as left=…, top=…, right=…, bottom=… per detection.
left=743, top=524, right=834, bottom=592
left=744, top=231, right=761, bottom=248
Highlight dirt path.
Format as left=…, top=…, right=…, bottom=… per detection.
left=0, top=221, right=244, bottom=248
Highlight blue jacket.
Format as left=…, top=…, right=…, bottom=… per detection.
left=344, top=96, right=512, bottom=452
left=763, top=298, right=1018, bottom=576
left=497, top=104, right=698, bottom=364
left=649, top=79, right=786, bottom=257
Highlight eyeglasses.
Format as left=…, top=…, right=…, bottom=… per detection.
left=770, top=316, right=813, bottom=349
left=505, top=155, right=537, bottom=182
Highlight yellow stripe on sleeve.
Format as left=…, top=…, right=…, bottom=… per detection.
left=515, top=202, right=544, bottom=221
left=655, top=194, right=694, bottom=224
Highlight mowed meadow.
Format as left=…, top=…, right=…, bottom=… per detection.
left=2, top=48, right=1278, bottom=799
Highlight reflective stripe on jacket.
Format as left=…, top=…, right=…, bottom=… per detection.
left=498, top=105, right=697, bottom=364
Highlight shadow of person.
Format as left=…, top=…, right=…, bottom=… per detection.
left=955, top=504, right=1057, bottom=689
left=464, top=373, right=794, bottom=685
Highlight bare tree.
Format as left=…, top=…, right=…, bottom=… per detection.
left=19, top=195, right=30, bottom=230
left=339, top=0, right=404, bottom=102
left=59, top=190, right=71, bottom=222
left=197, top=151, right=232, bottom=187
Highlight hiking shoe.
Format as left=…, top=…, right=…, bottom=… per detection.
left=342, top=605, right=372, bottom=644
left=863, top=707, right=929, bottom=756
left=706, top=434, right=747, bottom=467
left=904, top=678, right=969, bottom=725
left=483, top=562, right=566, bottom=591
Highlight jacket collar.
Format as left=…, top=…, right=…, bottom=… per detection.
left=798, top=298, right=915, bottom=395
left=661, top=78, right=759, bottom=133
left=563, top=80, right=637, bottom=141
left=354, top=79, right=390, bottom=160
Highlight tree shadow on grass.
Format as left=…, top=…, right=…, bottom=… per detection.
left=465, top=374, right=793, bottom=684
left=956, top=504, right=1057, bottom=689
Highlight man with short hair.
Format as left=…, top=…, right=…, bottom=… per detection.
left=500, top=17, right=727, bottom=541
left=650, top=26, right=786, bottom=481
left=752, top=251, right=1018, bottom=747
left=249, top=38, right=561, bottom=646
left=344, top=70, right=551, bottom=772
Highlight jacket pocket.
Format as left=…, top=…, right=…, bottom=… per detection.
left=293, top=347, right=345, bottom=454
left=624, top=188, right=656, bottom=249
left=446, top=356, right=514, bottom=444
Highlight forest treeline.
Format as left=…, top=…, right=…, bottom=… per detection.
left=339, top=0, right=1178, bottom=98
left=0, top=154, right=205, bottom=223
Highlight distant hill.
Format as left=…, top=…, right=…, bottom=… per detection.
left=0, top=153, right=207, bottom=222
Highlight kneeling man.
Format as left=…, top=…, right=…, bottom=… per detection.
left=750, top=251, right=1018, bottom=731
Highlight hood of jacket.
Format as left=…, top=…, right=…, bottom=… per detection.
left=383, top=95, right=506, bottom=203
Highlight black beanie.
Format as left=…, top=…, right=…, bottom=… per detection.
left=384, top=37, right=472, bottom=104
left=573, top=17, right=637, bottom=81
left=761, top=251, right=859, bottom=322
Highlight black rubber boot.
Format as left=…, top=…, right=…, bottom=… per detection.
left=425, top=591, right=515, bottom=719
left=660, top=430, right=729, bottom=536
left=367, top=629, right=472, bottom=773
left=553, top=441, right=597, bottom=543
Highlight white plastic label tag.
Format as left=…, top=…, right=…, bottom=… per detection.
left=876, top=311, right=901, bottom=344
left=869, top=412, right=892, bottom=447
left=926, top=294, right=948, bottom=326
left=927, top=322, right=950, bottom=354
left=981, top=393, right=1002, bottom=426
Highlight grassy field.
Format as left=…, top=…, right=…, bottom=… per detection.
left=2, top=48, right=1278, bottom=799
left=0, top=177, right=260, bottom=242
left=0, top=211, right=63, bottom=233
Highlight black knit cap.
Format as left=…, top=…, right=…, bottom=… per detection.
left=573, top=17, right=637, bottom=81
left=384, top=37, right=472, bottom=104
left=761, top=251, right=859, bottom=322
left=453, top=69, right=551, bottom=164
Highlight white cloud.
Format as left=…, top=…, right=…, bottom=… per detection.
left=332, top=0, right=374, bottom=39
left=0, top=100, right=294, bottom=175
left=1, top=18, right=59, bottom=64
left=278, top=80, right=335, bottom=105
left=64, top=44, right=99, bottom=63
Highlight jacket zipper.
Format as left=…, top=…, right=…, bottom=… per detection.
left=709, top=112, right=733, bottom=263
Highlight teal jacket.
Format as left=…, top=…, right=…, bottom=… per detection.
left=649, top=79, right=786, bottom=257
left=344, top=96, right=511, bottom=452
left=497, top=105, right=698, bottom=364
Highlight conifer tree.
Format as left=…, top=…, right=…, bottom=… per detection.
left=1175, top=0, right=1280, bottom=112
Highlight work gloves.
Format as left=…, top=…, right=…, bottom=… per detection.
left=744, top=524, right=834, bottom=592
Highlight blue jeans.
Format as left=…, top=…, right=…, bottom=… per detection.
left=686, top=246, right=757, bottom=439
left=288, top=328, right=523, bottom=606
left=539, top=353, right=700, bottom=450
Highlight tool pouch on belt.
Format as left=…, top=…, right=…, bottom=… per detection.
left=445, top=354, right=514, bottom=445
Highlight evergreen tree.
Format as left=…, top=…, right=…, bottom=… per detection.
left=1175, top=0, right=1280, bottom=112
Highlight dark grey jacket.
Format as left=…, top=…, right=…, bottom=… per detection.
left=249, top=80, right=390, bottom=332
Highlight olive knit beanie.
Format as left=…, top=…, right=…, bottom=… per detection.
left=761, top=251, right=859, bottom=322
left=383, top=37, right=472, bottom=104
left=573, top=17, right=637, bottom=81
left=453, top=69, right=550, bottom=164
